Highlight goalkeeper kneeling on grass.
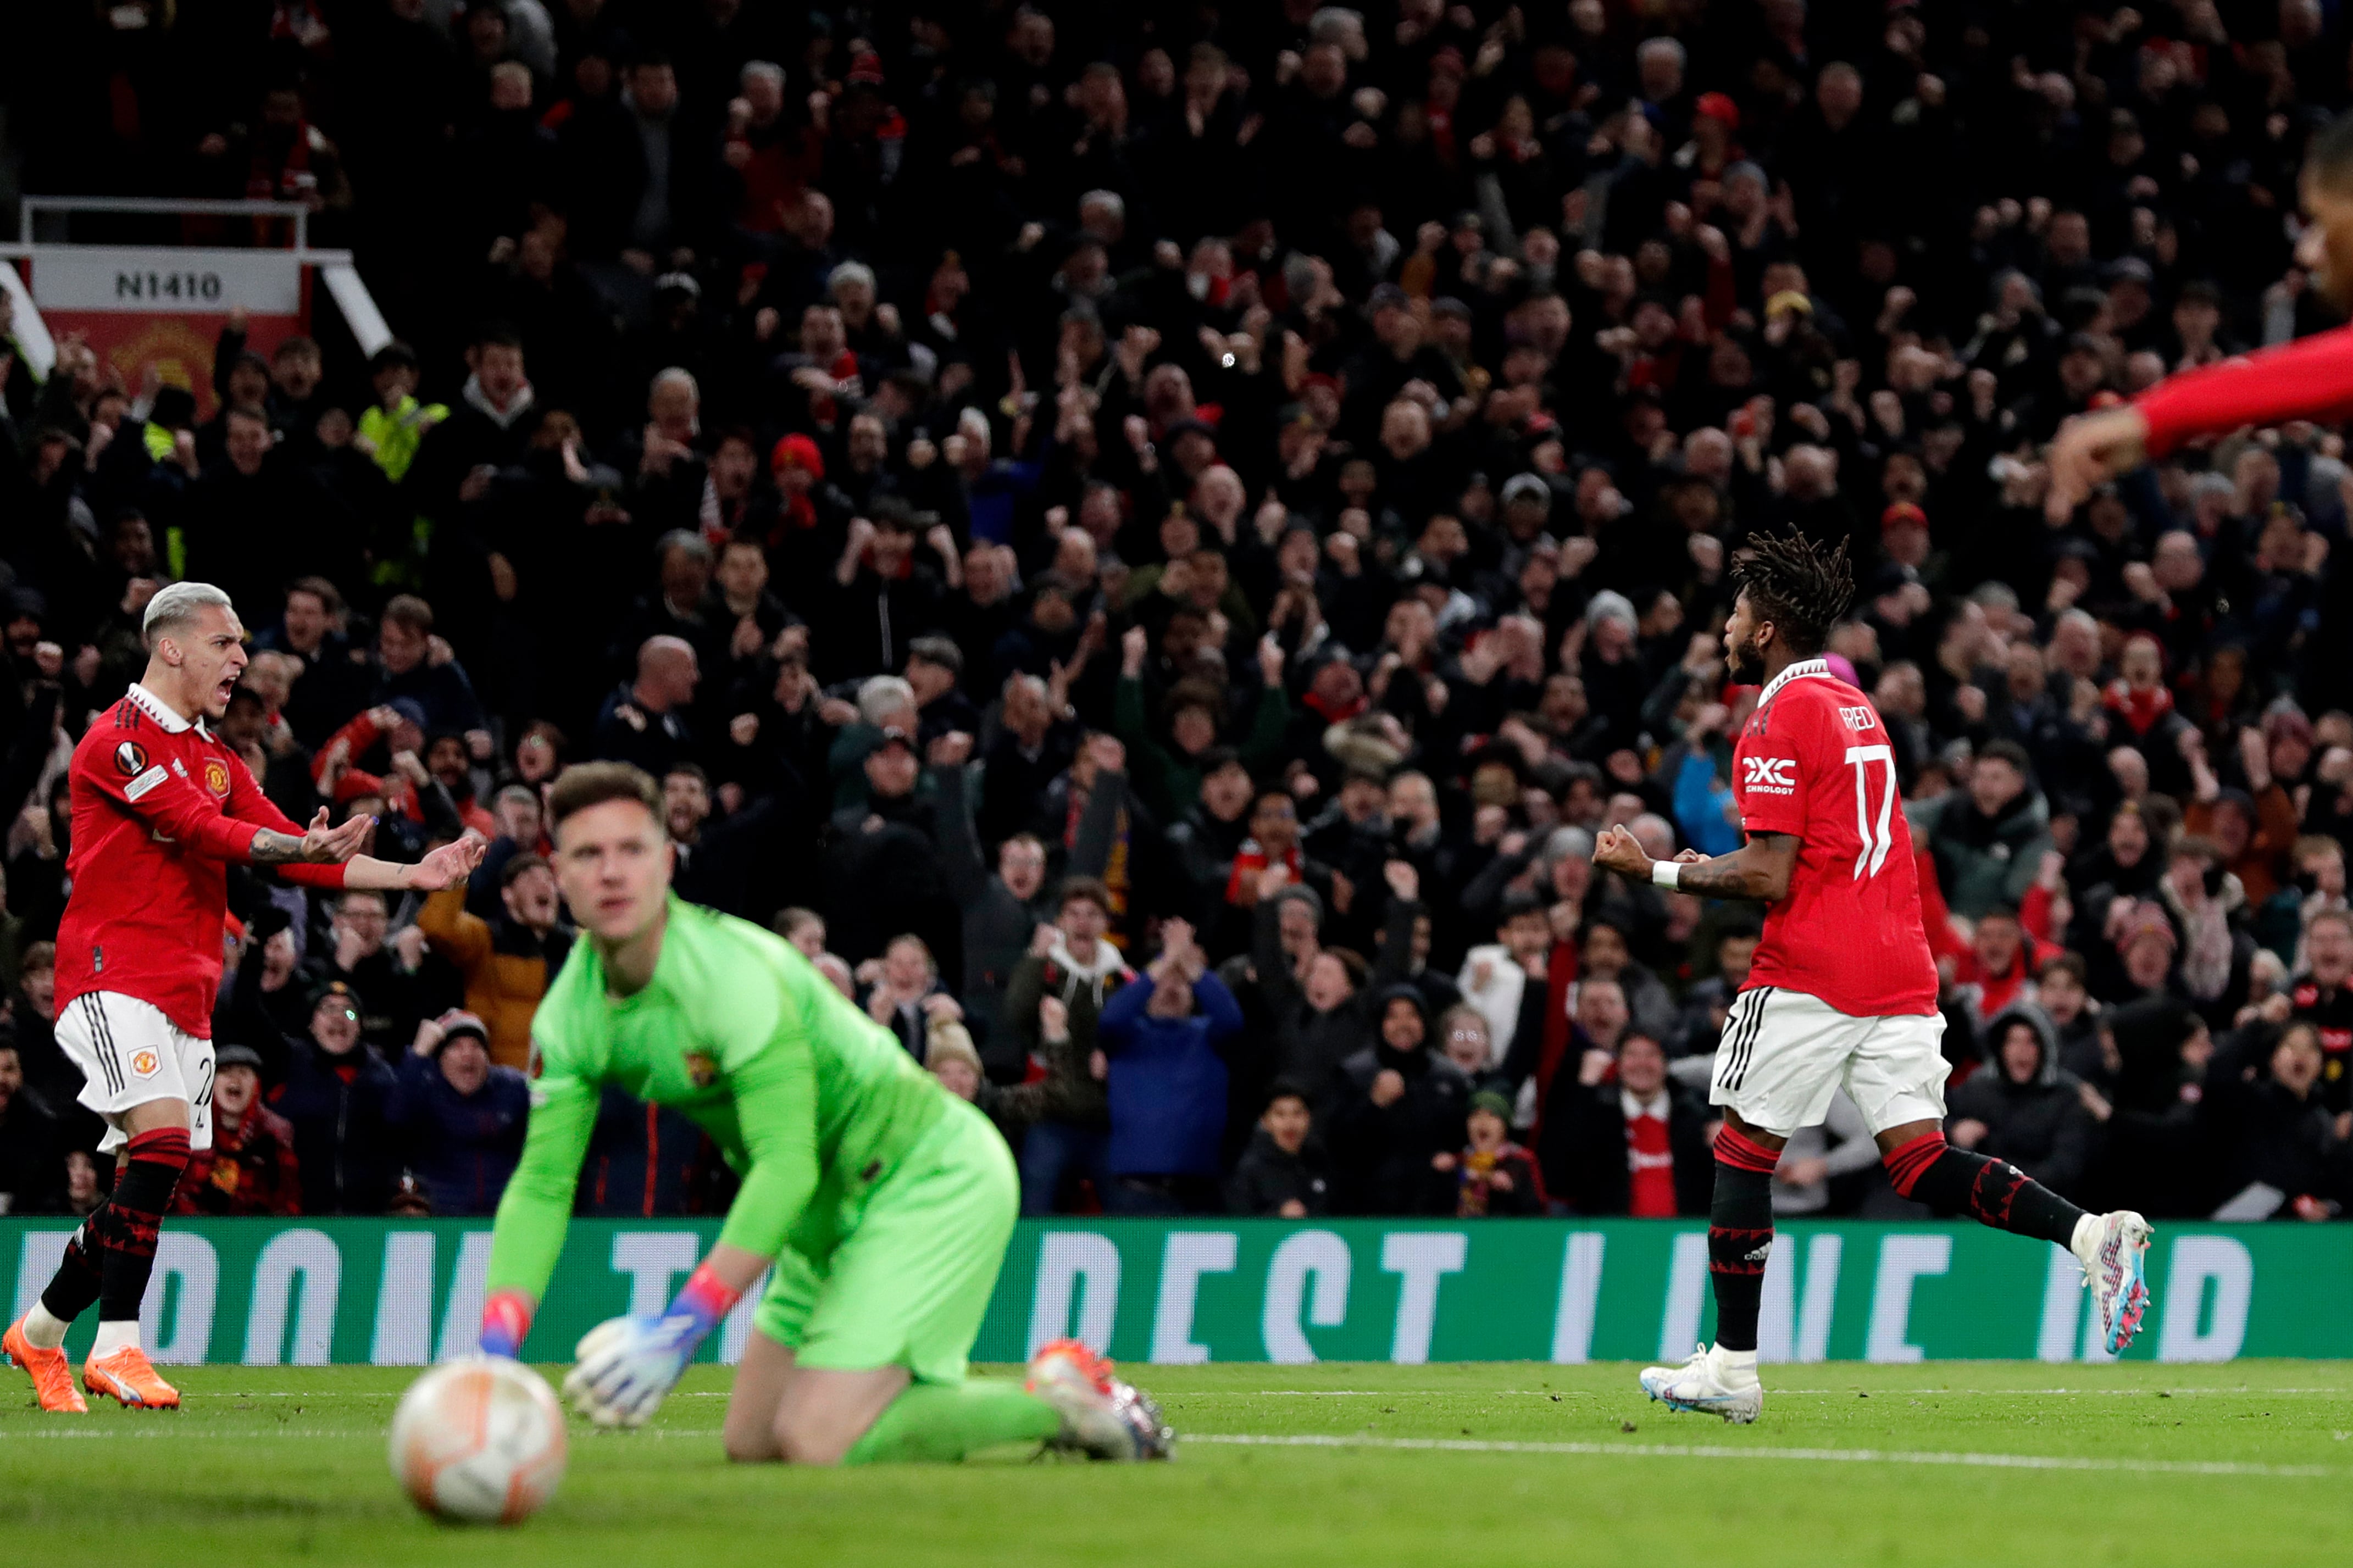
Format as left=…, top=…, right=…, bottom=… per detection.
left=475, top=761, right=1172, bottom=1464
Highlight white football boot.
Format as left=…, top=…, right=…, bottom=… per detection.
left=1638, top=1343, right=1764, bottom=1425
left=2072, top=1210, right=2154, bottom=1354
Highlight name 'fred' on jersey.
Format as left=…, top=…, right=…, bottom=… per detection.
left=1729, top=658, right=1939, bottom=1019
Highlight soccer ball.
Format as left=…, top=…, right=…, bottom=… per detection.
left=389, top=1358, right=568, bottom=1525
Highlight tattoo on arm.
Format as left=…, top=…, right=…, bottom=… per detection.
left=1674, top=833, right=1798, bottom=902
left=248, top=829, right=305, bottom=864
left=1674, top=857, right=1757, bottom=899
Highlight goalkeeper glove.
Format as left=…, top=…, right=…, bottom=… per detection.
left=562, top=1264, right=741, bottom=1428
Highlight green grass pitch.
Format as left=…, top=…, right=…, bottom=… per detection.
left=5, top=1361, right=2350, bottom=1566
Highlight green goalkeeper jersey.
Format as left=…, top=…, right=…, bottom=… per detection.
left=485, top=896, right=948, bottom=1300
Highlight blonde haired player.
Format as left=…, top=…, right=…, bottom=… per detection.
left=5, top=583, right=481, bottom=1411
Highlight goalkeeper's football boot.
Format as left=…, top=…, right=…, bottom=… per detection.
left=1026, top=1338, right=1174, bottom=1460
left=4, top=1320, right=89, bottom=1413
left=1638, top=1343, right=1763, bottom=1425
left=84, top=1344, right=180, bottom=1409
left=2074, top=1210, right=2154, bottom=1354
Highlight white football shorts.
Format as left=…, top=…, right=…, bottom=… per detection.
left=1710, top=985, right=1946, bottom=1138
left=54, top=991, right=214, bottom=1153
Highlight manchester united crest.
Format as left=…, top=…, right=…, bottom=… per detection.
left=203, top=759, right=231, bottom=797
left=682, top=1051, right=719, bottom=1088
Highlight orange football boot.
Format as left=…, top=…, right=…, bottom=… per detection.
left=4, top=1319, right=90, bottom=1413
left=84, top=1344, right=181, bottom=1409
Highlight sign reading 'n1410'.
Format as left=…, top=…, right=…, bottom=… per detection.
left=3, top=1219, right=2339, bottom=1367
left=31, top=247, right=304, bottom=314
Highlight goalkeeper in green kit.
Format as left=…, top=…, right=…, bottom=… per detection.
left=475, top=763, right=1170, bottom=1464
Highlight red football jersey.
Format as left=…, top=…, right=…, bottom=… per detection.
left=56, top=683, right=343, bottom=1037
left=1729, top=658, right=1939, bottom=1018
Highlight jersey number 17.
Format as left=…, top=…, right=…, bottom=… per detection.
left=1844, top=744, right=1899, bottom=882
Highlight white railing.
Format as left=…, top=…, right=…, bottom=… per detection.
left=0, top=196, right=392, bottom=375
left=22, top=193, right=315, bottom=246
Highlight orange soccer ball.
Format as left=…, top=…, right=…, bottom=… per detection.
left=389, top=1358, right=568, bottom=1525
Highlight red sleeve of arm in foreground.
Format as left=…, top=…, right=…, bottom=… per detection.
left=2134, top=323, right=2353, bottom=458
left=223, top=746, right=349, bottom=888
left=81, top=743, right=263, bottom=861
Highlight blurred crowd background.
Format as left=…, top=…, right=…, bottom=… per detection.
left=3, top=0, right=2352, bottom=1225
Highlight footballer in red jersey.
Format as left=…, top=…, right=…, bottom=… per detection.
left=4, top=583, right=481, bottom=1415
left=1726, top=655, right=1940, bottom=1025
left=1592, top=535, right=2151, bottom=1425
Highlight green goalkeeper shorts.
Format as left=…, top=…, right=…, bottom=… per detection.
left=752, top=1096, right=1017, bottom=1384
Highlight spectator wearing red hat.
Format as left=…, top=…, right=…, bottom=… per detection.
left=759, top=430, right=837, bottom=576
left=1880, top=501, right=1935, bottom=575
left=1678, top=90, right=1745, bottom=184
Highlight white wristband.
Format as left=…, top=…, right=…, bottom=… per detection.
left=1651, top=860, right=1682, bottom=890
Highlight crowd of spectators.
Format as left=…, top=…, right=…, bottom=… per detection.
left=6, top=0, right=2353, bottom=1227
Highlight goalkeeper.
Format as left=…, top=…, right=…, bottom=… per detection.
left=475, top=761, right=1170, bottom=1465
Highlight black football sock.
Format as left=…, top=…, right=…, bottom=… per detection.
left=1884, top=1132, right=2083, bottom=1247
left=96, top=1128, right=191, bottom=1328
left=1707, top=1127, right=1782, bottom=1354
left=33, top=1217, right=104, bottom=1336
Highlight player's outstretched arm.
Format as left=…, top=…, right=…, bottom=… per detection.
left=233, top=753, right=488, bottom=890
left=1593, top=823, right=1797, bottom=904
left=476, top=1049, right=601, bottom=1357
left=564, top=1020, right=821, bottom=1428
left=338, top=832, right=489, bottom=892
left=246, top=806, right=373, bottom=865
left=2048, top=321, right=2353, bottom=521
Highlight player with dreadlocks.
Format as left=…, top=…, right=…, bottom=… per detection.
left=1592, top=532, right=2153, bottom=1423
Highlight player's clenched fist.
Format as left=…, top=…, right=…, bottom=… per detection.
left=1591, top=824, right=1650, bottom=877
left=2043, top=405, right=2149, bottom=521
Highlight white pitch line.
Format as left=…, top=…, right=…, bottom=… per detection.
left=1186, top=1392, right=2353, bottom=1401
left=1188, top=1432, right=2333, bottom=1478
left=1742, top=1388, right=2353, bottom=1398
left=69, top=1384, right=2353, bottom=1405
left=0, top=1428, right=363, bottom=1439
left=0, top=1426, right=728, bottom=1440
left=10, top=1424, right=2330, bottom=1480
